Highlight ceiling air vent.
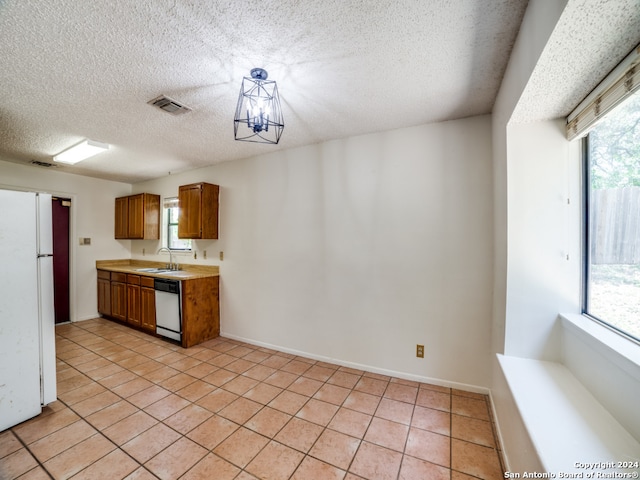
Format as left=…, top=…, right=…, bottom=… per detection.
left=30, top=160, right=58, bottom=168
left=147, top=95, right=192, bottom=115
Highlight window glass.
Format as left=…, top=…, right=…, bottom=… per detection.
left=585, top=90, right=640, bottom=341
left=164, top=197, right=191, bottom=251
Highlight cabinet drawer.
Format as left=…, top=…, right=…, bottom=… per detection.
left=111, top=272, right=127, bottom=283
left=97, top=270, right=111, bottom=281
left=127, top=274, right=141, bottom=285
left=140, top=276, right=155, bottom=288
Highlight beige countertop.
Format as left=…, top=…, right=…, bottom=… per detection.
left=96, top=259, right=219, bottom=280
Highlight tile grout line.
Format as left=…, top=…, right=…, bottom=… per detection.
left=50, top=327, right=214, bottom=478
left=21, top=319, right=504, bottom=479
left=450, top=386, right=454, bottom=478
left=131, top=325, right=479, bottom=476
left=52, top=394, right=157, bottom=479
left=58, top=323, right=316, bottom=478
left=103, top=322, right=468, bottom=476
left=7, top=427, right=56, bottom=480
left=35, top=340, right=165, bottom=478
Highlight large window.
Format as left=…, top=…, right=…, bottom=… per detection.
left=584, top=90, right=640, bottom=341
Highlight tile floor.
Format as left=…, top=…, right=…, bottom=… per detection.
left=1, top=318, right=505, bottom=480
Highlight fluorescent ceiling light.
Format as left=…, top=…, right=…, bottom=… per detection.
left=53, top=139, right=109, bottom=164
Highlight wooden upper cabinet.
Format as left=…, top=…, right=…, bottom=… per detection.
left=127, top=194, right=145, bottom=239
left=114, top=193, right=160, bottom=239
left=178, top=182, right=219, bottom=239
left=114, top=197, right=129, bottom=239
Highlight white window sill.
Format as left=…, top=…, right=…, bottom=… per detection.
left=559, top=313, right=640, bottom=383
left=498, top=354, right=640, bottom=473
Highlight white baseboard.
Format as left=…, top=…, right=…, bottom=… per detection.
left=221, top=331, right=490, bottom=395
left=74, top=313, right=102, bottom=322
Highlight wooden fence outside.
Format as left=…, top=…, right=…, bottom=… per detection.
left=591, top=187, right=640, bottom=264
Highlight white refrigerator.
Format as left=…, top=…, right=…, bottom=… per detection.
left=0, top=190, right=57, bottom=431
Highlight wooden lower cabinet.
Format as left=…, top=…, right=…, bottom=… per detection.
left=140, top=276, right=156, bottom=332
left=97, top=268, right=219, bottom=347
left=97, top=270, right=111, bottom=316
left=182, top=276, right=220, bottom=348
left=126, top=275, right=141, bottom=327
left=110, top=273, right=127, bottom=321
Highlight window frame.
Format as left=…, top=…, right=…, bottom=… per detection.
left=582, top=135, right=592, bottom=316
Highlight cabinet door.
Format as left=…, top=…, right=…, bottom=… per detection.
left=114, top=197, right=129, bottom=239
left=127, top=284, right=141, bottom=327
left=142, top=194, right=160, bottom=240
left=127, top=194, right=144, bottom=239
left=141, top=287, right=156, bottom=332
left=178, top=184, right=202, bottom=238
left=201, top=183, right=219, bottom=239
left=97, top=278, right=111, bottom=316
left=111, top=281, right=127, bottom=321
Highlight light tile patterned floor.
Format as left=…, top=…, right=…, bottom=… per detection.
left=0, top=318, right=505, bottom=479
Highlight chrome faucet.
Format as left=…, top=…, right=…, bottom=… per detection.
left=157, top=247, right=176, bottom=270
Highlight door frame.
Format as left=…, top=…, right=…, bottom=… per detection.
left=63, top=193, right=77, bottom=323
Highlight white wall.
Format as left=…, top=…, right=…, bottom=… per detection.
left=490, top=0, right=573, bottom=469
left=504, top=120, right=580, bottom=360
left=0, top=158, right=132, bottom=322
left=491, top=0, right=570, bottom=358
left=136, top=117, right=495, bottom=389
left=491, top=0, right=640, bottom=469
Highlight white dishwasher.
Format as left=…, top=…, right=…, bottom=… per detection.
left=154, top=278, right=182, bottom=342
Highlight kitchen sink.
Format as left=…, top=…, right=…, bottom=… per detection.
left=134, top=267, right=190, bottom=276
left=135, top=268, right=174, bottom=273
left=159, top=270, right=191, bottom=277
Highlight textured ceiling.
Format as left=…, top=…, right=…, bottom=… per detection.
left=0, top=0, right=529, bottom=183
left=512, top=0, right=640, bottom=123
left=2, top=1, right=639, bottom=185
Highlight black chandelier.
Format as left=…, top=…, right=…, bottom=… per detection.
left=233, top=68, right=284, bottom=144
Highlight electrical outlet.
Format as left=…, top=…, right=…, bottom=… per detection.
left=416, top=344, right=424, bottom=358
left=219, top=251, right=224, bottom=261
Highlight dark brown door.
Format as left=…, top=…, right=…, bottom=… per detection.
left=52, top=197, right=71, bottom=323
